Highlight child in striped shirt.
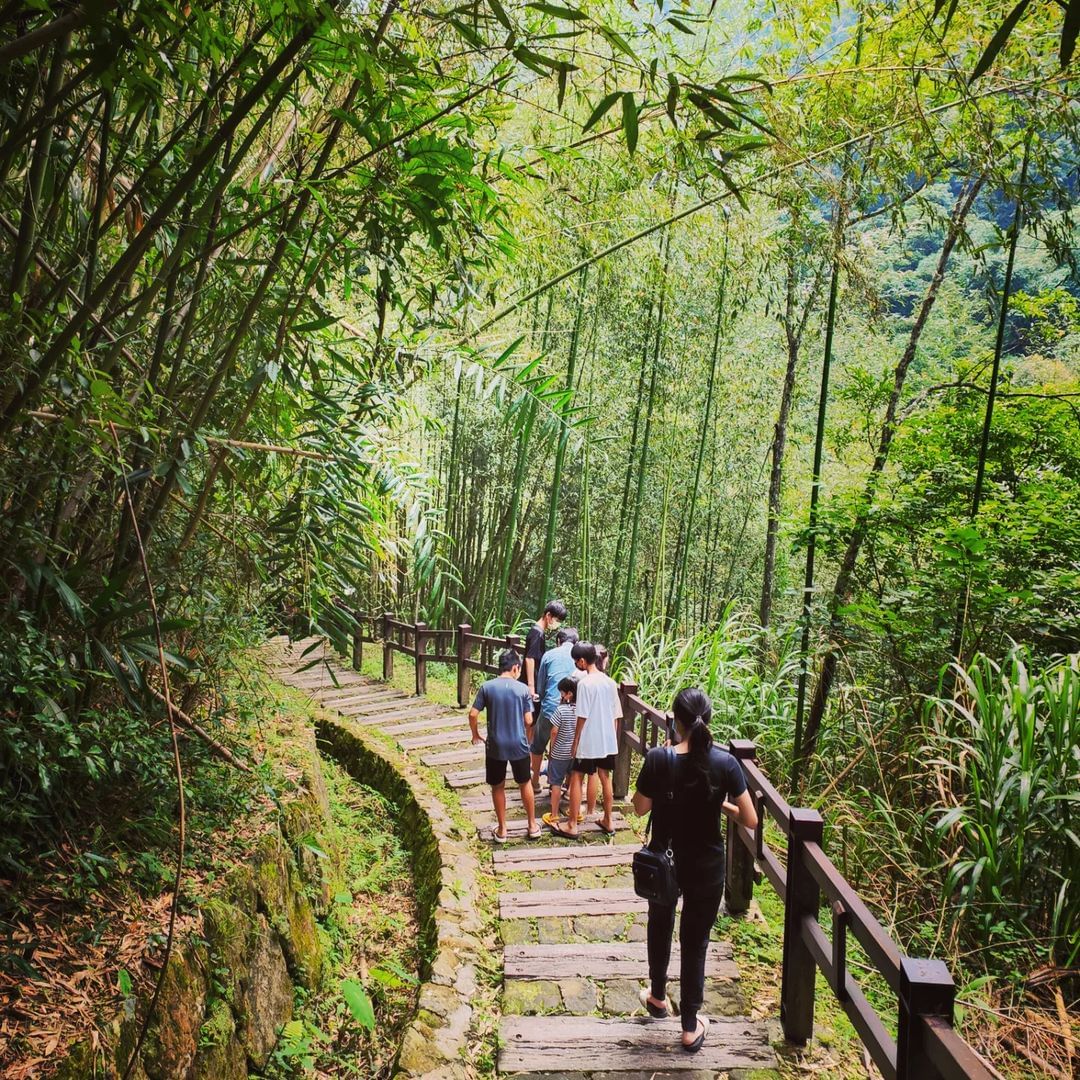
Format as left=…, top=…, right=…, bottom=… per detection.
left=542, top=677, right=581, bottom=830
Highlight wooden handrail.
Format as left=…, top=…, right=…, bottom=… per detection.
left=321, top=609, right=995, bottom=1080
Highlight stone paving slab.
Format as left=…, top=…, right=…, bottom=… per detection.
left=481, top=816, right=628, bottom=842
left=383, top=713, right=465, bottom=736
left=312, top=686, right=404, bottom=704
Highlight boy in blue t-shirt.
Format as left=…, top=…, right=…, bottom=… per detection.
left=469, top=649, right=541, bottom=842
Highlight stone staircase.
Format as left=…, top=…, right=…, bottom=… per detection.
left=268, top=639, right=777, bottom=1078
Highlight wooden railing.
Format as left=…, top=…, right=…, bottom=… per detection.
left=329, top=609, right=1001, bottom=1080
left=342, top=610, right=522, bottom=703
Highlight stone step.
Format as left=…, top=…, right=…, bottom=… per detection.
left=459, top=788, right=548, bottom=812
left=334, top=699, right=434, bottom=719
left=467, top=797, right=552, bottom=818
left=347, top=708, right=449, bottom=725
left=399, top=730, right=471, bottom=750
left=383, top=713, right=464, bottom=737
left=445, top=765, right=489, bottom=788
left=459, top=787, right=631, bottom=813
left=421, top=745, right=481, bottom=766
left=350, top=705, right=450, bottom=726
left=479, top=812, right=628, bottom=842
left=500, top=887, right=644, bottom=919
left=498, top=1015, right=775, bottom=1073
left=291, top=674, right=370, bottom=691
left=504, top=942, right=736, bottom=980
left=493, top=845, right=637, bottom=873
left=314, top=688, right=404, bottom=706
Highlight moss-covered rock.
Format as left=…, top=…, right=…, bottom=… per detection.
left=282, top=859, right=323, bottom=989
left=502, top=979, right=562, bottom=1014
left=142, top=943, right=210, bottom=1080
left=193, top=999, right=247, bottom=1080
left=253, top=834, right=322, bottom=990
left=240, top=914, right=292, bottom=1069
left=203, top=898, right=252, bottom=1005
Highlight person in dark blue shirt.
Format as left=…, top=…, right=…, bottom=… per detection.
left=470, top=649, right=542, bottom=842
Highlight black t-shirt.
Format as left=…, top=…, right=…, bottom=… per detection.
left=636, top=745, right=748, bottom=894
left=519, top=625, right=547, bottom=690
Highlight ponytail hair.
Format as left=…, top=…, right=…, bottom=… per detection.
left=672, top=687, right=714, bottom=794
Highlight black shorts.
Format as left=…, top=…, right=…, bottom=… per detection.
left=486, top=755, right=531, bottom=786
left=571, top=754, right=616, bottom=776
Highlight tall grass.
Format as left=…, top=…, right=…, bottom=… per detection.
left=927, top=648, right=1080, bottom=967
left=618, top=606, right=799, bottom=771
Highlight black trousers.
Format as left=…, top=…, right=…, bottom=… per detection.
left=647, top=888, right=724, bottom=1033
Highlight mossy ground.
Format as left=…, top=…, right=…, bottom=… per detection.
left=255, top=677, right=423, bottom=1079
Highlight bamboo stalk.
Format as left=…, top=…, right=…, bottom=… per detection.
left=539, top=264, right=588, bottom=604
left=619, top=238, right=670, bottom=645
left=672, top=232, right=728, bottom=629
left=9, top=32, right=70, bottom=300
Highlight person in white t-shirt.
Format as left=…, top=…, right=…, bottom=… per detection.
left=552, top=641, right=621, bottom=839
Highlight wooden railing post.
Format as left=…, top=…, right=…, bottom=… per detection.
left=613, top=681, right=637, bottom=799
left=414, top=621, right=428, bottom=696
left=725, top=739, right=757, bottom=915
left=456, top=624, right=471, bottom=708
left=897, top=958, right=955, bottom=1080
left=351, top=610, right=363, bottom=671
left=382, top=611, right=394, bottom=681
left=780, top=807, right=823, bottom=1044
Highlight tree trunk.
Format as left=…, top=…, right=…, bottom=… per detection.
left=801, top=174, right=986, bottom=767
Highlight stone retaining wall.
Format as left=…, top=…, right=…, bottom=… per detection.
left=315, top=713, right=485, bottom=1080
left=57, top=746, right=330, bottom=1079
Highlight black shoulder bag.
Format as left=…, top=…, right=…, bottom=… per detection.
left=632, top=748, right=679, bottom=905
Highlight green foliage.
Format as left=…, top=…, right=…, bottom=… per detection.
left=928, top=648, right=1080, bottom=968
left=340, top=979, right=375, bottom=1030
left=620, top=609, right=799, bottom=770
left=834, top=388, right=1080, bottom=672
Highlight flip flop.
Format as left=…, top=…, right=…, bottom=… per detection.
left=682, top=1017, right=709, bottom=1054
left=526, top=825, right=543, bottom=841
left=596, top=821, right=617, bottom=836
left=638, top=987, right=670, bottom=1019
left=552, top=824, right=582, bottom=841
left=492, top=829, right=508, bottom=844
left=541, top=811, right=561, bottom=829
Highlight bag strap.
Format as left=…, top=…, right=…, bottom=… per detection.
left=644, top=747, right=678, bottom=844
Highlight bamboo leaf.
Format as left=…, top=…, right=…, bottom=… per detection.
left=583, top=90, right=621, bottom=132
left=293, top=315, right=340, bottom=333
left=487, top=0, right=513, bottom=30
left=527, top=2, right=587, bottom=19
left=341, top=980, right=375, bottom=1030
left=621, top=92, right=639, bottom=155
left=970, top=0, right=1031, bottom=80
left=666, top=73, right=679, bottom=124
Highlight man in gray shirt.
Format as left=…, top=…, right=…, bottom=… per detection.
left=469, top=650, right=542, bottom=842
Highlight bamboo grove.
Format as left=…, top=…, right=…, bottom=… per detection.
left=2, top=0, right=1079, bottom=1061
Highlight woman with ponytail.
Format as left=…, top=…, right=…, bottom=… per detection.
left=631, top=687, right=758, bottom=1052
